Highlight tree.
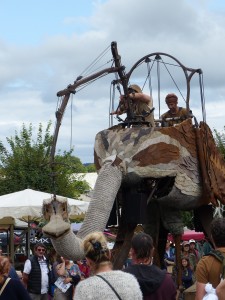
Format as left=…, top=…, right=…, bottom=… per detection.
left=85, top=163, right=96, bottom=172
left=0, top=122, right=89, bottom=198
left=214, top=127, right=225, bottom=159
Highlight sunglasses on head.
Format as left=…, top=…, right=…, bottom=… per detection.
left=128, top=88, right=137, bottom=93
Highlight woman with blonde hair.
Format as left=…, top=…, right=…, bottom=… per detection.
left=0, top=256, right=31, bottom=300
left=74, top=232, right=142, bottom=299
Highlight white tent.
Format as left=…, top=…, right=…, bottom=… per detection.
left=0, top=188, right=89, bottom=221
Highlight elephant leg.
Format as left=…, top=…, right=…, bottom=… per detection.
left=112, top=193, right=137, bottom=270
left=194, top=204, right=214, bottom=239
left=143, top=201, right=161, bottom=267
left=173, top=234, right=182, bottom=289
left=112, top=223, right=136, bottom=270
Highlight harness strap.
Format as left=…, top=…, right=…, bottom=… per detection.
left=96, top=275, right=122, bottom=300
left=0, top=278, right=11, bottom=296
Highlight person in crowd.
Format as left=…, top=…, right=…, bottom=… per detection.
left=23, top=243, right=51, bottom=300
left=76, top=259, right=90, bottom=279
left=181, top=241, right=197, bottom=273
left=124, top=232, right=176, bottom=300
left=181, top=257, right=193, bottom=290
left=216, top=279, right=225, bottom=300
left=161, top=93, right=190, bottom=127
left=0, top=256, right=31, bottom=300
left=189, top=239, right=200, bottom=262
left=0, top=251, right=19, bottom=280
left=164, top=240, right=175, bottom=271
left=74, top=231, right=142, bottom=300
left=202, top=237, right=213, bottom=256
left=54, top=257, right=81, bottom=300
left=110, top=84, right=155, bottom=126
left=195, top=217, right=225, bottom=300
left=48, top=254, right=61, bottom=299
left=123, top=248, right=133, bottom=268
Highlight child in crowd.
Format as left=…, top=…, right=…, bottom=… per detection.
left=181, top=257, right=193, bottom=290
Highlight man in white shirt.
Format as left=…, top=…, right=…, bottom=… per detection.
left=23, top=243, right=50, bottom=300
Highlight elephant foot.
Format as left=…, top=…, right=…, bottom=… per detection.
left=42, top=214, right=71, bottom=238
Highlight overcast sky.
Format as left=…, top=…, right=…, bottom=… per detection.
left=1, top=0, right=225, bottom=163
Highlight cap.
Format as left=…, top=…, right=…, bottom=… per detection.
left=182, top=241, right=190, bottom=246
left=165, top=93, right=178, bottom=103
left=128, top=84, right=142, bottom=94
left=189, top=239, right=196, bottom=244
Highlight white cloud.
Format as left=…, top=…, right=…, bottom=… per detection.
left=0, top=0, right=225, bottom=162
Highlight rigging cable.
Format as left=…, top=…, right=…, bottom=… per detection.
left=144, top=57, right=154, bottom=98
left=70, top=94, right=73, bottom=150
left=199, top=72, right=210, bottom=167
left=79, top=45, right=111, bottom=78
left=156, top=55, right=161, bottom=117
left=199, top=72, right=206, bottom=123
left=109, top=82, right=114, bottom=127
left=159, top=57, right=186, bottom=104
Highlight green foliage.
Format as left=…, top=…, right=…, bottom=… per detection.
left=181, top=211, right=194, bottom=230
left=85, top=163, right=96, bottom=172
left=214, top=127, right=225, bottom=159
left=0, top=122, right=90, bottom=198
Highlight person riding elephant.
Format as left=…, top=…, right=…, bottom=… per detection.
left=161, top=93, right=190, bottom=127
left=111, top=84, right=154, bottom=126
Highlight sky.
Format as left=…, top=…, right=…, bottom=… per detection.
left=0, top=0, right=225, bottom=163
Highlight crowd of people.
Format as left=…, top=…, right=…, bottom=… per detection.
left=164, top=238, right=210, bottom=298
left=162, top=218, right=225, bottom=300
left=0, top=218, right=225, bottom=299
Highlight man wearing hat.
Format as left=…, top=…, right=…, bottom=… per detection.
left=161, top=93, right=190, bottom=127
left=189, top=239, right=200, bottom=262
left=111, top=84, right=154, bottom=126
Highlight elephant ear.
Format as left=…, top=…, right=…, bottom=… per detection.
left=199, top=122, right=225, bottom=205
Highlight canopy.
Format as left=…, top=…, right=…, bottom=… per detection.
left=0, top=188, right=89, bottom=222
left=181, top=230, right=205, bottom=241
left=168, top=229, right=205, bottom=242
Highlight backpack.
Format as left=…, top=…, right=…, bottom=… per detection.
left=208, top=250, right=225, bottom=280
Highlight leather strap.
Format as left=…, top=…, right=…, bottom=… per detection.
left=96, top=275, right=122, bottom=300
left=0, top=278, right=11, bottom=295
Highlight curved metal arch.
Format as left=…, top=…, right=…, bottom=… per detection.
left=126, top=52, right=202, bottom=112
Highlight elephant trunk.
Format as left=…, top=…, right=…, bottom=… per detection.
left=77, top=163, right=122, bottom=239
left=51, top=230, right=84, bottom=260
left=43, top=163, right=122, bottom=261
